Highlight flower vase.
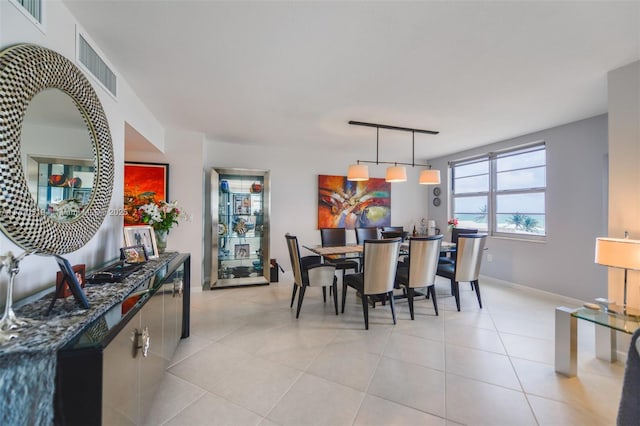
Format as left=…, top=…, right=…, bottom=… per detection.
left=155, top=229, right=168, bottom=254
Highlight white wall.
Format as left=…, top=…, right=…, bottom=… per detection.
left=203, top=140, right=432, bottom=283
left=608, top=61, right=640, bottom=309
left=427, top=115, right=609, bottom=302
left=126, top=128, right=205, bottom=289
left=1, top=0, right=165, bottom=300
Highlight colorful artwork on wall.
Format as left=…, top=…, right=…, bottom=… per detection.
left=318, top=175, right=391, bottom=229
left=123, top=162, right=169, bottom=226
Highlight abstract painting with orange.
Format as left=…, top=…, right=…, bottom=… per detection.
left=318, top=175, right=391, bottom=229
left=124, top=162, right=169, bottom=226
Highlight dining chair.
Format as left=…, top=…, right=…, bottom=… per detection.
left=395, top=235, right=443, bottom=319
left=436, top=234, right=487, bottom=311
left=285, top=234, right=337, bottom=318
left=439, top=227, right=478, bottom=265
left=342, top=238, right=401, bottom=330
left=355, top=227, right=378, bottom=271
left=355, top=227, right=379, bottom=244
left=319, top=228, right=359, bottom=278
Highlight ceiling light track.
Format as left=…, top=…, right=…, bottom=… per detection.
left=347, top=120, right=441, bottom=184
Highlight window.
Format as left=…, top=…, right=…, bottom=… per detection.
left=451, top=143, right=546, bottom=239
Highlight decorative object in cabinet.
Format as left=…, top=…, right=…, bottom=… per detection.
left=210, top=168, right=270, bottom=289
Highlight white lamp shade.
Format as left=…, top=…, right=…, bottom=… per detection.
left=347, top=164, right=369, bottom=181
left=385, top=166, right=407, bottom=182
left=595, top=237, right=640, bottom=270
left=419, top=169, right=441, bottom=185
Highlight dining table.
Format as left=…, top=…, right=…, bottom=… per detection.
left=303, top=239, right=456, bottom=304
left=302, top=240, right=455, bottom=258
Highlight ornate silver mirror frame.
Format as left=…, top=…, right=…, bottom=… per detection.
left=0, top=44, right=114, bottom=254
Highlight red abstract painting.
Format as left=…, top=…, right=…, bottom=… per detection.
left=318, top=175, right=391, bottom=229
left=124, top=162, right=169, bottom=226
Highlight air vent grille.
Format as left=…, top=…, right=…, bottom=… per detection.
left=79, top=35, right=117, bottom=97
left=16, top=0, right=41, bottom=23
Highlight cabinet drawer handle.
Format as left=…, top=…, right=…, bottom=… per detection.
left=134, top=326, right=150, bottom=358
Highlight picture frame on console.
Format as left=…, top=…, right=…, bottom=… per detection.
left=55, top=263, right=86, bottom=299
left=123, top=225, right=159, bottom=260
left=47, top=256, right=90, bottom=314
left=120, top=245, right=148, bottom=264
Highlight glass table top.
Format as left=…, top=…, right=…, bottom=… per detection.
left=572, top=305, right=640, bottom=335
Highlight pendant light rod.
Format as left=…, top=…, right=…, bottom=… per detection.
left=348, top=120, right=439, bottom=135
left=412, top=131, right=415, bottom=167
left=356, top=121, right=439, bottom=168
left=347, top=119, right=440, bottom=184
left=354, top=160, right=432, bottom=167
left=376, top=127, right=379, bottom=165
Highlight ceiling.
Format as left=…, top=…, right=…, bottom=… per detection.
left=62, top=1, right=640, bottom=160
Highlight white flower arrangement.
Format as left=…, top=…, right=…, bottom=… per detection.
left=138, top=200, right=184, bottom=232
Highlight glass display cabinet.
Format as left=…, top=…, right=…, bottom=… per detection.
left=27, top=155, right=94, bottom=220
left=210, top=168, right=270, bottom=288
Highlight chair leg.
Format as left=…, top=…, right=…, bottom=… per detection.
left=473, top=280, right=483, bottom=308
left=453, top=281, right=461, bottom=312
left=361, top=294, right=369, bottom=330
left=407, top=287, right=415, bottom=320
left=332, top=279, right=338, bottom=315
left=388, top=291, right=396, bottom=325
left=322, top=287, right=327, bottom=303
left=428, top=285, right=439, bottom=316
left=341, top=281, right=348, bottom=313
left=290, top=285, right=298, bottom=308
left=296, top=286, right=306, bottom=318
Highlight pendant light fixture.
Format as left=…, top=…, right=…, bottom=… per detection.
left=347, top=121, right=440, bottom=185
left=386, top=165, right=407, bottom=182
left=419, top=169, right=441, bottom=185
left=347, top=163, right=369, bottom=181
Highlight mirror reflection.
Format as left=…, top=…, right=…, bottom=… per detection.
left=21, top=89, right=95, bottom=222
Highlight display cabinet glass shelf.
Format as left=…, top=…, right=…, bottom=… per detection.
left=211, top=168, right=270, bottom=288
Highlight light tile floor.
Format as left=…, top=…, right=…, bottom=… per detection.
left=147, top=276, right=626, bottom=426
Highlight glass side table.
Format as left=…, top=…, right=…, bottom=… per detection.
left=555, top=305, right=640, bottom=377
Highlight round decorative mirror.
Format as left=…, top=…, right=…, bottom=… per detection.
left=0, top=44, right=114, bottom=254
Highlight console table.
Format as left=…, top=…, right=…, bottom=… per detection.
left=0, top=252, right=190, bottom=426
left=555, top=305, right=640, bottom=377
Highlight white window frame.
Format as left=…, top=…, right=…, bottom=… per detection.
left=451, top=142, right=546, bottom=241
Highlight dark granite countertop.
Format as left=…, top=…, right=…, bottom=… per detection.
left=0, top=251, right=179, bottom=356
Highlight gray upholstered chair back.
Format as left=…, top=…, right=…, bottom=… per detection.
left=363, top=238, right=401, bottom=295
left=355, top=227, right=378, bottom=244
left=285, top=234, right=304, bottom=287
left=455, top=234, right=487, bottom=282
left=408, top=235, right=443, bottom=289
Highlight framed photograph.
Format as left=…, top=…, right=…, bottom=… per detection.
left=54, top=256, right=89, bottom=309
left=233, top=194, right=251, bottom=215
left=120, top=245, right=148, bottom=264
left=234, top=243, right=250, bottom=258
left=123, top=225, right=159, bottom=259
left=55, top=263, right=86, bottom=299
left=123, top=162, right=169, bottom=226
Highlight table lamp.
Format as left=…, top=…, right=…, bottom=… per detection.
left=595, top=236, right=640, bottom=316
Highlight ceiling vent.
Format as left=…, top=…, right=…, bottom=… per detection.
left=78, top=35, right=117, bottom=97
